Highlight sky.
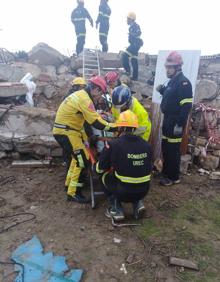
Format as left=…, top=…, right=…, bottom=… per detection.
left=0, top=0, right=219, bottom=56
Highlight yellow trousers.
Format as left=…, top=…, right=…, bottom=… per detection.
left=53, top=128, right=89, bottom=196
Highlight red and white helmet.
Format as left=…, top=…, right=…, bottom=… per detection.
left=105, top=71, right=119, bottom=84
left=89, top=76, right=107, bottom=94
left=165, top=51, right=183, bottom=67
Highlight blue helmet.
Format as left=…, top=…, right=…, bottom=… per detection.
left=112, top=85, right=132, bottom=108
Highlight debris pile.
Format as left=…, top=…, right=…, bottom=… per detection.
left=0, top=43, right=220, bottom=172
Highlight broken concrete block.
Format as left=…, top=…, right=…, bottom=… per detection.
left=55, top=74, right=72, bottom=88
left=51, top=147, right=63, bottom=157
left=194, top=79, right=218, bottom=103
left=14, top=62, right=42, bottom=79
left=0, top=131, right=13, bottom=151
left=206, top=63, right=220, bottom=73
left=195, top=137, right=207, bottom=147
left=37, top=73, right=53, bottom=83
left=28, top=43, right=65, bottom=67
left=123, top=80, right=153, bottom=102
left=13, top=134, right=60, bottom=156
left=209, top=171, right=220, bottom=180
left=213, top=150, right=220, bottom=157
left=0, top=64, right=26, bottom=82
left=43, top=85, right=57, bottom=99
left=57, top=64, right=69, bottom=75
left=0, top=82, right=27, bottom=98
left=194, top=146, right=202, bottom=157
left=100, top=52, right=122, bottom=68
left=41, top=65, right=57, bottom=77
left=180, top=154, right=191, bottom=174
left=0, top=106, right=55, bottom=135
left=169, top=257, right=199, bottom=271
left=199, top=154, right=220, bottom=170
left=0, top=151, right=7, bottom=159
left=11, top=152, right=21, bottom=160
left=0, top=63, right=43, bottom=82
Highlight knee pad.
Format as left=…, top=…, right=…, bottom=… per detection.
left=73, top=149, right=89, bottom=169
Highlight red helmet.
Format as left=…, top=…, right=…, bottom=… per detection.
left=165, top=51, right=183, bottom=67
left=105, top=71, right=119, bottom=84
left=89, top=76, right=107, bottom=94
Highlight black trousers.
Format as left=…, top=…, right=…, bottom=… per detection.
left=99, top=23, right=109, bottom=52
left=54, top=134, right=72, bottom=171
left=99, top=34, right=108, bottom=52
left=121, top=44, right=140, bottom=80
left=76, top=35, right=85, bottom=55
left=162, top=139, right=181, bottom=181
left=102, top=172, right=150, bottom=203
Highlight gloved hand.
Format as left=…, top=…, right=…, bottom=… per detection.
left=173, top=124, right=183, bottom=135
left=156, top=84, right=163, bottom=92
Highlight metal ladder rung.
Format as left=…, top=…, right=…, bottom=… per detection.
left=85, top=60, right=98, bottom=64
left=83, top=48, right=101, bottom=78
left=84, top=64, right=99, bottom=68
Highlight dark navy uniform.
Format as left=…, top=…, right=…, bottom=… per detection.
left=96, top=1, right=111, bottom=52
left=122, top=22, right=143, bottom=80
left=71, top=6, right=93, bottom=55
left=96, top=134, right=152, bottom=203
left=159, top=72, right=193, bottom=180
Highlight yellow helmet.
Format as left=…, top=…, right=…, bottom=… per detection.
left=116, top=110, right=138, bottom=128
left=72, top=77, right=86, bottom=86
left=127, top=12, right=136, bottom=21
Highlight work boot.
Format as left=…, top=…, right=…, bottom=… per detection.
left=67, top=191, right=90, bottom=204
left=133, top=200, right=146, bottom=220
left=159, top=178, right=180, bottom=186
left=105, top=199, right=125, bottom=221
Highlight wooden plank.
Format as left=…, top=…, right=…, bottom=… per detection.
left=169, top=257, right=199, bottom=271
left=12, top=160, right=50, bottom=168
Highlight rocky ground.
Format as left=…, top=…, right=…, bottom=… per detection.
left=0, top=160, right=220, bottom=282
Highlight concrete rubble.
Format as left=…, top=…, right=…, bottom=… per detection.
left=0, top=105, right=61, bottom=157
left=0, top=43, right=219, bottom=173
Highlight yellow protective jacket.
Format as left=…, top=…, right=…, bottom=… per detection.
left=112, top=97, right=151, bottom=141
left=53, top=89, right=116, bottom=135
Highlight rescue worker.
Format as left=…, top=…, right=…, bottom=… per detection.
left=71, top=0, right=93, bottom=56
left=96, top=0, right=111, bottom=52
left=104, top=71, right=121, bottom=96
left=62, top=77, right=87, bottom=169
left=96, top=110, right=152, bottom=220
left=121, top=12, right=143, bottom=81
left=65, top=77, right=87, bottom=100
left=111, top=85, right=152, bottom=141
left=156, top=51, right=193, bottom=186
left=53, top=76, right=117, bottom=203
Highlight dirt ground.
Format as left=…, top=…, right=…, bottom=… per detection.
left=0, top=159, right=220, bottom=282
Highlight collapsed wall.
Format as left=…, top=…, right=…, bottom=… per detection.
left=0, top=105, right=61, bottom=158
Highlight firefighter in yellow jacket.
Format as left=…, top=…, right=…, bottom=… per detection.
left=53, top=76, right=117, bottom=203
left=111, top=85, right=151, bottom=141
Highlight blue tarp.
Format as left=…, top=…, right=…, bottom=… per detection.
left=11, top=236, right=83, bottom=282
